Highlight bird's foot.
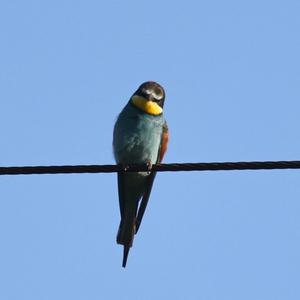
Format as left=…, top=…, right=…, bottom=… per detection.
left=119, top=164, right=130, bottom=172
left=146, top=161, right=153, bottom=174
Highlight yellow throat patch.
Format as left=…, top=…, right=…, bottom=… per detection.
left=131, top=95, right=163, bottom=115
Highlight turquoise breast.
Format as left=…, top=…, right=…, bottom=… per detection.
left=113, top=102, right=165, bottom=165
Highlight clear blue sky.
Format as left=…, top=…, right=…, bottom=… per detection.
left=1, top=0, right=300, bottom=299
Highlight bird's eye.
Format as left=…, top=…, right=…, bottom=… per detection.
left=142, top=88, right=152, bottom=95
left=153, top=88, right=163, bottom=100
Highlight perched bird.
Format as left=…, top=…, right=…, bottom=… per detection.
left=113, top=81, right=169, bottom=267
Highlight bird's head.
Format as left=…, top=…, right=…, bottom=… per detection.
left=130, top=81, right=165, bottom=115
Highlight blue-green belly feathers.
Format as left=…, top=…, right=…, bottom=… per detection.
left=113, top=102, right=164, bottom=165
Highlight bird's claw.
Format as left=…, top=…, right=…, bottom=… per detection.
left=120, top=164, right=130, bottom=172
left=146, top=161, right=152, bottom=174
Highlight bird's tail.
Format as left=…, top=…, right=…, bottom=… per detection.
left=116, top=210, right=137, bottom=268
left=122, top=246, right=130, bottom=268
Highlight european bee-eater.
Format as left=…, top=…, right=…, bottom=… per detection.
left=113, top=81, right=169, bottom=267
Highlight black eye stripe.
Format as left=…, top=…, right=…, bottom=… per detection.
left=147, top=89, right=162, bottom=97
left=138, top=83, right=165, bottom=101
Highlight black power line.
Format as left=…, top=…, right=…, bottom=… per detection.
left=1, top=160, right=300, bottom=176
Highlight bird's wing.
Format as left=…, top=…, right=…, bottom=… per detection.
left=135, top=121, right=169, bottom=233
left=158, top=121, right=169, bottom=163
left=117, top=171, right=125, bottom=217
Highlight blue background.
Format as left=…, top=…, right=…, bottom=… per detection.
left=1, top=1, right=299, bottom=299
